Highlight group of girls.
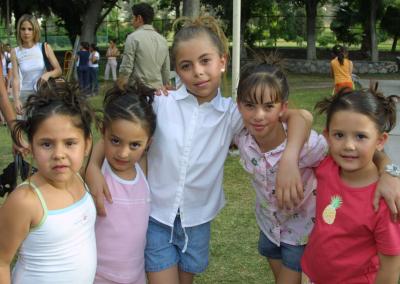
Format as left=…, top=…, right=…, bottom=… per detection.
left=0, top=14, right=400, bottom=284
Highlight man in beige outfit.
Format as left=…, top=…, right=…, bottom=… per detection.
left=118, top=2, right=170, bottom=89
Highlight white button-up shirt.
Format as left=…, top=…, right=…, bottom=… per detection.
left=147, top=85, right=243, bottom=227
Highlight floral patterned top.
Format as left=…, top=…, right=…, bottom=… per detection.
left=234, top=124, right=328, bottom=246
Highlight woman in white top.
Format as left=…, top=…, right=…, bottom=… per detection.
left=104, top=39, right=119, bottom=81
left=11, top=14, right=62, bottom=115
left=89, top=43, right=100, bottom=96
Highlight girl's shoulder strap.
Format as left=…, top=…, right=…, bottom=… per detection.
left=76, top=173, right=91, bottom=194
left=18, top=181, right=49, bottom=229
left=19, top=181, right=48, bottom=212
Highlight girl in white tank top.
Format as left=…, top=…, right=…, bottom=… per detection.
left=94, top=82, right=156, bottom=284
left=0, top=82, right=97, bottom=283
left=10, top=14, right=62, bottom=116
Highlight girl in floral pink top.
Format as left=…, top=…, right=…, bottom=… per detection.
left=234, top=58, right=328, bottom=283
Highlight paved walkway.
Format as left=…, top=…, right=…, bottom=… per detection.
left=359, top=79, right=400, bottom=164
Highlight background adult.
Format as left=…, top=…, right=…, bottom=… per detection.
left=117, top=3, right=170, bottom=89
left=104, top=39, right=119, bottom=82
left=77, top=41, right=90, bottom=95
left=89, top=43, right=100, bottom=96
left=330, top=44, right=354, bottom=94
left=11, top=14, right=61, bottom=115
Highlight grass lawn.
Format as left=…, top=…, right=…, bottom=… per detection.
left=0, top=73, right=393, bottom=283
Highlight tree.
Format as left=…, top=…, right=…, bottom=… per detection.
left=49, top=0, right=119, bottom=44
left=277, top=2, right=307, bottom=45
left=183, top=0, right=200, bottom=17
left=331, top=0, right=386, bottom=60
left=201, top=0, right=274, bottom=51
left=381, top=5, right=400, bottom=51
left=280, top=0, right=328, bottom=60
left=0, top=0, right=119, bottom=45
left=370, top=0, right=379, bottom=61
left=159, top=0, right=200, bottom=18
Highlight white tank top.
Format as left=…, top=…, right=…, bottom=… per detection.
left=15, top=43, right=45, bottom=91
left=12, top=181, right=97, bottom=284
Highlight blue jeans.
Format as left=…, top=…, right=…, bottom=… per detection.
left=145, top=216, right=211, bottom=274
left=78, top=65, right=90, bottom=94
left=258, top=231, right=305, bottom=272
left=89, top=67, right=99, bottom=94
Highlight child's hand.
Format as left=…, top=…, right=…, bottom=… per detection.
left=13, top=98, right=23, bottom=115
left=374, top=173, right=400, bottom=222
left=154, top=85, right=170, bottom=96
left=275, top=152, right=304, bottom=209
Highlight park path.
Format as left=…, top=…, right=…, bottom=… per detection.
left=359, top=79, right=400, bottom=164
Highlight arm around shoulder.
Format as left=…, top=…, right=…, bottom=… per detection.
left=373, top=150, right=400, bottom=219
left=275, top=108, right=313, bottom=209
left=86, top=139, right=111, bottom=216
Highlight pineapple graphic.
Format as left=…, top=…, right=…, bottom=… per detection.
left=322, top=195, right=342, bottom=224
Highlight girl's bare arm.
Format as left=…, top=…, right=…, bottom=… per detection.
left=276, top=108, right=313, bottom=209
left=0, top=188, right=34, bottom=283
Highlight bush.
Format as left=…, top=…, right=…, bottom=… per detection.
left=318, top=32, right=336, bottom=47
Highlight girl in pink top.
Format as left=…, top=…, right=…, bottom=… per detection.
left=94, top=82, right=156, bottom=284
left=302, top=87, right=400, bottom=284
left=234, top=57, right=327, bottom=284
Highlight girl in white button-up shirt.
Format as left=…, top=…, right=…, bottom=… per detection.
left=87, top=16, right=313, bottom=284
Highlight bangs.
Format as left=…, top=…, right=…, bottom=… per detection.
left=239, top=74, right=283, bottom=104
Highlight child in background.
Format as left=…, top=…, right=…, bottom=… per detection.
left=234, top=57, right=328, bottom=284
left=0, top=83, right=97, bottom=283
left=88, top=16, right=313, bottom=284
left=330, top=44, right=353, bottom=94
left=94, top=83, right=156, bottom=284
left=302, top=88, right=400, bottom=284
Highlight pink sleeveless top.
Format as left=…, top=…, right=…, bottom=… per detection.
left=95, top=159, right=151, bottom=283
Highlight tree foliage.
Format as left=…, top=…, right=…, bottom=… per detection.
left=381, top=5, right=400, bottom=51
left=0, top=0, right=120, bottom=45
left=330, top=0, right=385, bottom=58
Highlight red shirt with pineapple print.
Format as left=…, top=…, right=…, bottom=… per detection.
left=301, top=156, right=400, bottom=284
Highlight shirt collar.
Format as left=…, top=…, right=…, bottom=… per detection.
left=244, top=124, right=288, bottom=167
left=173, top=85, right=226, bottom=112
left=137, top=24, right=155, bottom=31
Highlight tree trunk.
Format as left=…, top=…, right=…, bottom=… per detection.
left=183, top=0, right=200, bottom=18
left=81, top=0, right=105, bottom=43
left=305, top=0, right=317, bottom=60
left=370, top=0, right=378, bottom=61
left=360, top=19, right=371, bottom=58
left=174, top=0, right=181, bottom=18
left=391, top=35, right=398, bottom=52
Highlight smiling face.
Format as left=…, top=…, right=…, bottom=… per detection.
left=325, top=110, right=388, bottom=176
left=103, top=119, right=150, bottom=180
left=175, top=34, right=226, bottom=104
left=238, top=86, right=287, bottom=152
left=31, top=114, right=91, bottom=187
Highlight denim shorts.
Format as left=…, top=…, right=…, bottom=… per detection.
left=258, top=231, right=305, bottom=272
left=145, top=216, right=211, bottom=274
